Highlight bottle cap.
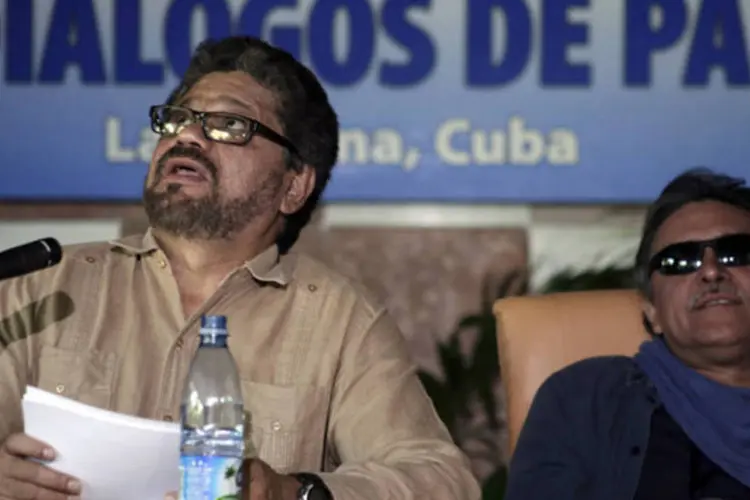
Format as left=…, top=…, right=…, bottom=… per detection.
left=201, top=315, right=227, bottom=330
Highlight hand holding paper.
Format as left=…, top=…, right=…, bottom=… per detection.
left=22, top=386, right=181, bottom=500
left=0, top=432, right=82, bottom=499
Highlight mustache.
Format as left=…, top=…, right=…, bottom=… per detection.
left=689, top=282, right=744, bottom=309
left=155, top=145, right=217, bottom=180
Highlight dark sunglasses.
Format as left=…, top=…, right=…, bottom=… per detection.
left=648, top=233, right=750, bottom=276
left=149, top=105, right=299, bottom=157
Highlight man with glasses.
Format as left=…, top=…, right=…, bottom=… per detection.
left=0, top=36, right=479, bottom=500
left=506, top=168, right=750, bottom=500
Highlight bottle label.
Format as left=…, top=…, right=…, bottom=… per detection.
left=179, top=456, right=243, bottom=500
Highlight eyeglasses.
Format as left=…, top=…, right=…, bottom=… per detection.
left=648, top=233, right=750, bottom=276
left=149, top=105, right=298, bottom=157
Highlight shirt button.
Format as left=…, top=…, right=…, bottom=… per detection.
left=307, top=284, right=317, bottom=292
left=158, top=259, right=167, bottom=269
left=55, top=384, right=65, bottom=394
left=271, top=421, right=282, bottom=432
left=163, top=415, right=173, bottom=422
left=630, top=446, right=641, bottom=456
left=85, top=257, right=95, bottom=264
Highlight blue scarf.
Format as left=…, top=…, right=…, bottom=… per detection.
left=634, top=338, right=750, bottom=488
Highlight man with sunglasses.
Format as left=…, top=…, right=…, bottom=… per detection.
left=506, top=168, right=750, bottom=500
left=0, top=36, right=479, bottom=500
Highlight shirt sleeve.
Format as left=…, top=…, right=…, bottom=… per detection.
left=317, top=308, right=481, bottom=500
left=0, top=272, right=75, bottom=443
left=0, top=275, right=34, bottom=442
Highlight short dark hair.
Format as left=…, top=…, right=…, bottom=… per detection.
left=167, top=36, right=339, bottom=253
left=634, top=168, right=750, bottom=297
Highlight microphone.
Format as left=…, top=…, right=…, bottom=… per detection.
left=0, top=238, right=63, bottom=282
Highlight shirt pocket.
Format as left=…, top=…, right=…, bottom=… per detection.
left=241, top=380, right=328, bottom=473
left=34, top=344, right=117, bottom=410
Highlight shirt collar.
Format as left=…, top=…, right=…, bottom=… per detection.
left=109, top=227, right=294, bottom=286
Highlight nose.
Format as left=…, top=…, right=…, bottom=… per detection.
left=697, top=247, right=727, bottom=283
left=174, top=121, right=210, bottom=151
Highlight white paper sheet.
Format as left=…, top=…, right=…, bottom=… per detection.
left=22, top=385, right=181, bottom=500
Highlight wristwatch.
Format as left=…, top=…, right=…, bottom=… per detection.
left=293, top=472, right=333, bottom=500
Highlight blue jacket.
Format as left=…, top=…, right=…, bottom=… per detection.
left=505, top=356, right=660, bottom=500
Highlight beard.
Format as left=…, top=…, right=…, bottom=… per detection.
left=143, top=145, right=285, bottom=240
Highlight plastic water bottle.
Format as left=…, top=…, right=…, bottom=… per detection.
left=179, top=315, right=245, bottom=500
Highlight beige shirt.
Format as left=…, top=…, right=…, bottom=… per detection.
left=0, top=230, right=480, bottom=499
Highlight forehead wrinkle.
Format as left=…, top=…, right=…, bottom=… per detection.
left=180, top=94, right=259, bottom=116
left=183, top=72, right=278, bottom=112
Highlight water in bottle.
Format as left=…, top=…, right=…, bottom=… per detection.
left=179, top=315, right=245, bottom=500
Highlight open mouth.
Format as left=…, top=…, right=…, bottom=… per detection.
left=162, top=158, right=211, bottom=182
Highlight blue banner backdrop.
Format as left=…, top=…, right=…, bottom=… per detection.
left=0, top=0, right=748, bottom=202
